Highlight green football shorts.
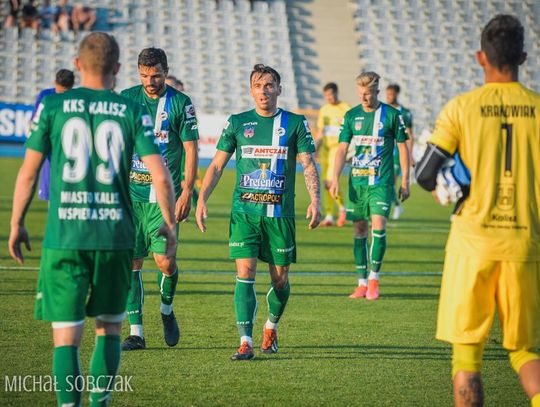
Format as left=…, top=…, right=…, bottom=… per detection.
left=229, top=212, right=296, bottom=266
left=133, top=201, right=178, bottom=259
left=35, top=248, right=133, bottom=322
left=346, top=184, right=394, bottom=221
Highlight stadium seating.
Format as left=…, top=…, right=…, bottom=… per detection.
left=0, top=0, right=299, bottom=113
left=0, top=0, right=538, bottom=131
left=350, top=0, right=540, bottom=132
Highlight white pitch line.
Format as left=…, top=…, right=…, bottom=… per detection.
left=0, top=266, right=442, bottom=277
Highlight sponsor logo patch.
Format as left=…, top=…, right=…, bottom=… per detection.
left=130, top=171, right=153, bottom=184
left=353, top=135, right=384, bottom=146
left=142, top=114, right=153, bottom=127
left=351, top=152, right=382, bottom=169
left=185, top=104, right=196, bottom=119
left=155, top=130, right=169, bottom=143
left=303, top=120, right=311, bottom=133
left=239, top=164, right=285, bottom=191
left=240, top=192, right=282, bottom=204
left=241, top=145, right=288, bottom=159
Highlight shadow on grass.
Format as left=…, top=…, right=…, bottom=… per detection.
left=285, top=344, right=507, bottom=361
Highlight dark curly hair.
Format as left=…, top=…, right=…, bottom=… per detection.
left=138, top=47, right=168, bottom=71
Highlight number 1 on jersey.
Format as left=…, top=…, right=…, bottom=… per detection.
left=501, top=123, right=513, bottom=177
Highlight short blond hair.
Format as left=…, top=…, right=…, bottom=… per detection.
left=79, top=32, right=119, bottom=75
left=356, top=71, right=380, bottom=89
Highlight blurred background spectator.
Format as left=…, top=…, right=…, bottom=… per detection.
left=4, top=0, right=21, bottom=29
left=71, top=3, right=96, bottom=35
left=21, top=0, right=41, bottom=38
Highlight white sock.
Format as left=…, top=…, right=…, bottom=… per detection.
left=130, top=324, right=144, bottom=338
left=240, top=336, right=253, bottom=347
left=265, top=319, right=278, bottom=330
left=358, top=278, right=368, bottom=287
left=368, top=271, right=379, bottom=281
left=160, top=302, right=173, bottom=315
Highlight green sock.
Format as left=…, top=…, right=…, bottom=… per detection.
left=53, top=345, right=81, bottom=407
left=370, top=229, right=387, bottom=272
left=127, top=269, right=143, bottom=325
left=88, top=335, right=121, bottom=407
left=266, top=281, right=290, bottom=324
left=354, top=237, right=368, bottom=279
left=234, top=277, right=257, bottom=338
left=157, top=269, right=178, bottom=306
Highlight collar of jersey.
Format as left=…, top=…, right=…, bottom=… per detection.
left=253, top=108, right=282, bottom=119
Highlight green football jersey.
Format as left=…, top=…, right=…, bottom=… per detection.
left=398, top=105, right=413, bottom=129
left=217, top=108, right=315, bottom=218
left=25, top=87, right=159, bottom=250
left=121, top=85, right=199, bottom=202
left=339, top=102, right=408, bottom=186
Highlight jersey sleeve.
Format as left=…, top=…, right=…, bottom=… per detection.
left=429, top=97, right=460, bottom=154
left=406, top=110, right=413, bottom=129
left=338, top=111, right=353, bottom=143
left=395, top=112, right=409, bottom=143
left=296, top=116, right=316, bottom=154
left=25, top=97, right=51, bottom=154
left=133, top=104, right=160, bottom=158
left=178, top=96, right=199, bottom=142
left=216, top=116, right=237, bottom=153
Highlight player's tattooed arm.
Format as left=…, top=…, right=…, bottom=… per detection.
left=298, top=152, right=321, bottom=229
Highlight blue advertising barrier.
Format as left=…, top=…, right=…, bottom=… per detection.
left=0, top=102, right=33, bottom=143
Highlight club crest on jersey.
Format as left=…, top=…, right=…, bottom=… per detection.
left=378, top=122, right=384, bottom=130
left=239, top=164, right=285, bottom=192
left=159, top=111, right=168, bottom=121
left=244, top=126, right=255, bottom=138
left=275, top=127, right=286, bottom=137
left=354, top=117, right=364, bottom=131
left=185, top=104, right=196, bottom=119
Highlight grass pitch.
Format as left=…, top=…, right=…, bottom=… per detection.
left=0, top=157, right=528, bottom=406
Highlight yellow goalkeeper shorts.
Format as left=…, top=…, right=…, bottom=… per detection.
left=436, top=251, right=540, bottom=350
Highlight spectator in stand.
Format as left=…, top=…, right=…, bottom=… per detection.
left=39, top=0, right=56, bottom=30
left=20, top=0, right=41, bottom=38
left=4, top=0, right=20, bottom=29
left=52, top=0, right=72, bottom=41
left=71, top=4, right=96, bottom=35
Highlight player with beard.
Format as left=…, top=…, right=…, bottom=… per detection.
left=120, top=48, right=199, bottom=350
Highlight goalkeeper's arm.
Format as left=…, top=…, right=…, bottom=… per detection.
left=415, top=143, right=452, bottom=191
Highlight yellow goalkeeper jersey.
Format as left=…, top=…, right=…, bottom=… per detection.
left=317, top=102, right=351, bottom=148
left=430, top=82, right=540, bottom=261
